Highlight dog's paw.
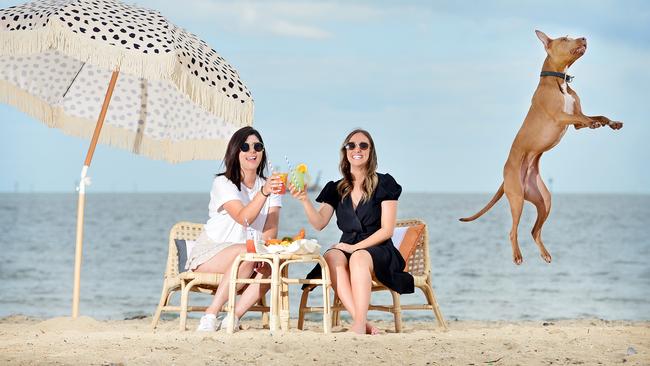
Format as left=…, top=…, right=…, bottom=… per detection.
left=541, top=252, right=552, bottom=263
left=588, top=121, right=603, bottom=129
left=513, top=253, right=523, bottom=265
left=608, top=121, right=623, bottom=130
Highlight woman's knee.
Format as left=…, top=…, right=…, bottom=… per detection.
left=349, top=250, right=372, bottom=271
left=324, top=249, right=348, bottom=267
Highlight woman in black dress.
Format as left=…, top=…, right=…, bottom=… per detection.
left=289, top=128, right=414, bottom=335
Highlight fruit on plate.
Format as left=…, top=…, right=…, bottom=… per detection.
left=264, top=228, right=306, bottom=246
left=293, top=228, right=305, bottom=241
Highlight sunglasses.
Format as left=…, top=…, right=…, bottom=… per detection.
left=240, top=142, right=264, bottom=152
left=344, top=142, right=370, bottom=151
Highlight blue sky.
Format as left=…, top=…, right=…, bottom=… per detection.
left=1, top=0, right=649, bottom=193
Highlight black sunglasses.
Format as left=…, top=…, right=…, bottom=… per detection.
left=240, top=142, right=264, bottom=152
left=344, top=142, right=370, bottom=151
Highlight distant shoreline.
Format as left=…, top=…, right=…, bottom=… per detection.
left=2, top=191, right=649, bottom=195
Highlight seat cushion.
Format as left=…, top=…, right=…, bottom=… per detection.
left=174, top=239, right=197, bottom=273
left=391, top=224, right=425, bottom=263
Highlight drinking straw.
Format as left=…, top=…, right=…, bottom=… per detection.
left=284, top=155, right=299, bottom=191
left=267, top=160, right=277, bottom=194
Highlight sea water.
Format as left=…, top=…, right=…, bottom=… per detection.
left=1, top=193, right=648, bottom=321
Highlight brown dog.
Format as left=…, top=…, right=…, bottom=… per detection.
left=460, top=30, right=623, bottom=265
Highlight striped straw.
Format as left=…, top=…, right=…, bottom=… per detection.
left=267, top=160, right=282, bottom=194
left=267, top=159, right=274, bottom=174
left=284, top=155, right=299, bottom=191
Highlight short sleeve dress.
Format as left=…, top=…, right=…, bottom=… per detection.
left=306, top=173, right=414, bottom=294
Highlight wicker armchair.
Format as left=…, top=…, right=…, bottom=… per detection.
left=151, top=221, right=269, bottom=331
left=297, top=218, right=447, bottom=332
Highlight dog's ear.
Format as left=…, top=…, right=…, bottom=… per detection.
left=535, top=30, right=551, bottom=49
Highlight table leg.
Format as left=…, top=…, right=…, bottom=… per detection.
left=280, top=264, right=290, bottom=331
left=269, top=255, right=280, bottom=332
left=319, top=257, right=332, bottom=334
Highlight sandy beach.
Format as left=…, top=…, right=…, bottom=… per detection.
left=0, top=316, right=647, bottom=365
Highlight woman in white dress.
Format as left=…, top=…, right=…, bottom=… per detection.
left=186, top=126, right=283, bottom=332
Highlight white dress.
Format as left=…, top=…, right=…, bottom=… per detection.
left=185, top=175, right=282, bottom=271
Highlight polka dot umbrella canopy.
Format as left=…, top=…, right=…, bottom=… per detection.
left=0, top=0, right=254, bottom=161
left=0, top=0, right=254, bottom=317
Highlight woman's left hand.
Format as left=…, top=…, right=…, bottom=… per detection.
left=288, top=182, right=308, bottom=202
left=333, top=242, right=355, bottom=253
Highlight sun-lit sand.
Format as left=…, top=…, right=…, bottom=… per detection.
left=0, top=315, right=648, bottom=365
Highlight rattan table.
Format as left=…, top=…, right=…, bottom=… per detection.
left=225, top=252, right=332, bottom=333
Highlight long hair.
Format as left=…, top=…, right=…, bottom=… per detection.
left=217, top=126, right=267, bottom=191
left=337, top=128, right=378, bottom=201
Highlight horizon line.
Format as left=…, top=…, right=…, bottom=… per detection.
left=1, top=190, right=649, bottom=195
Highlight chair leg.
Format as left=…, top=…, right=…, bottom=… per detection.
left=151, top=280, right=170, bottom=329
left=422, top=281, right=447, bottom=330
left=165, top=289, right=175, bottom=306
left=180, top=280, right=193, bottom=331
left=390, top=290, right=402, bottom=333
left=297, top=287, right=310, bottom=330
left=227, top=255, right=244, bottom=334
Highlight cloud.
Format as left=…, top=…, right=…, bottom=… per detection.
left=268, top=20, right=331, bottom=39
left=148, top=0, right=388, bottom=39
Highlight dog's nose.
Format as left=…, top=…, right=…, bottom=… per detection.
left=578, top=37, right=586, bottom=42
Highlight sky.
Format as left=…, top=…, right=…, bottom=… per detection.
left=1, top=0, right=649, bottom=193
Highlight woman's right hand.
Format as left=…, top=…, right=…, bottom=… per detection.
left=288, top=182, right=308, bottom=202
left=264, top=174, right=282, bottom=195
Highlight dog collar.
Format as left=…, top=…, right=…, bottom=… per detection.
left=540, top=71, right=574, bottom=83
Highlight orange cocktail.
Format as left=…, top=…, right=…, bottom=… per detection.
left=246, top=237, right=256, bottom=253
left=275, top=172, right=288, bottom=195
left=245, top=223, right=256, bottom=253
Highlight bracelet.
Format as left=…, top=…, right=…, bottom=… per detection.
left=260, top=186, right=270, bottom=197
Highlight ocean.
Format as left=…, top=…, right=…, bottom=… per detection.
left=1, top=192, right=649, bottom=322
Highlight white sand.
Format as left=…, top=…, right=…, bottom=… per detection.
left=0, top=316, right=648, bottom=365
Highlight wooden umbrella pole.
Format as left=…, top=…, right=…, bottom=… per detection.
left=72, top=70, right=119, bottom=318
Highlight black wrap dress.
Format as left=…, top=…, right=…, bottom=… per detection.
left=305, top=173, right=414, bottom=294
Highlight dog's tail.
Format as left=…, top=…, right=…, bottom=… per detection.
left=459, top=183, right=504, bottom=222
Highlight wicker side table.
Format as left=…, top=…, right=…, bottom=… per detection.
left=226, top=252, right=331, bottom=333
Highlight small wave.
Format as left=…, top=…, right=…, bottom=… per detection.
left=529, top=288, right=561, bottom=294
left=593, top=297, right=650, bottom=305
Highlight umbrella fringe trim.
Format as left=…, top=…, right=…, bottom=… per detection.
left=0, top=22, right=254, bottom=127
left=1, top=79, right=229, bottom=163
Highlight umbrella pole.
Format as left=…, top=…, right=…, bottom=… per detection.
left=72, top=70, right=120, bottom=318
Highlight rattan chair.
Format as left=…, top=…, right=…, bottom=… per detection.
left=297, top=218, right=447, bottom=332
left=151, top=221, right=269, bottom=331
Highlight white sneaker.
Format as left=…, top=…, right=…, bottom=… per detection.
left=219, top=315, right=240, bottom=332
left=196, top=314, right=221, bottom=332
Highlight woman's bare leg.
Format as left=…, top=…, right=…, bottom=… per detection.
left=194, top=244, right=255, bottom=315
left=234, top=270, right=271, bottom=318
left=324, top=250, right=356, bottom=318
left=348, top=250, right=374, bottom=335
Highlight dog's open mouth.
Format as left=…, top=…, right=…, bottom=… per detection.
left=573, top=46, right=587, bottom=55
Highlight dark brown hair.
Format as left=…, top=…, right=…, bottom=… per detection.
left=337, top=128, right=378, bottom=201
left=218, top=126, right=267, bottom=190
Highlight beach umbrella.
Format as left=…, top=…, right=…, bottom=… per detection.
left=0, top=0, right=254, bottom=317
